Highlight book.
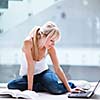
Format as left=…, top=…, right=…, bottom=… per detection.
left=0, top=89, right=39, bottom=99
left=69, top=80, right=91, bottom=90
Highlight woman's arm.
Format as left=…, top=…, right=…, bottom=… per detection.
left=48, top=47, right=71, bottom=92
left=23, top=41, right=35, bottom=90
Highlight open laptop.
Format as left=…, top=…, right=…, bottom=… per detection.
left=68, top=80, right=100, bottom=98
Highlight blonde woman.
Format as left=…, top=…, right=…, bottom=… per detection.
left=7, top=21, right=76, bottom=94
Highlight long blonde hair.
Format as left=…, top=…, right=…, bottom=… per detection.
left=31, top=21, right=61, bottom=60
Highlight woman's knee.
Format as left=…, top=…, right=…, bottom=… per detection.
left=7, top=80, right=16, bottom=89
left=49, top=82, right=76, bottom=94
left=7, top=77, right=28, bottom=91
left=68, top=82, right=76, bottom=89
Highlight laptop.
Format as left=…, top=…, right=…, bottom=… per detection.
left=68, top=80, right=100, bottom=98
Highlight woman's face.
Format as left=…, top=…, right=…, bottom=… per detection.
left=44, top=35, right=59, bottom=49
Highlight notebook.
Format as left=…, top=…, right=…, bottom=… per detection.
left=68, top=80, right=100, bottom=98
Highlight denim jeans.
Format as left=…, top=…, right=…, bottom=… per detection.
left=7, top=69, right=76, bottom=94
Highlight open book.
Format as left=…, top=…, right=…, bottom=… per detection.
left=0, top=89, right=39, bottom=99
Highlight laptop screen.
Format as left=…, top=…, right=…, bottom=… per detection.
left=92, top=80, right=100, bottom=93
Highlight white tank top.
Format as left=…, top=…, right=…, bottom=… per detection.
left=19, top=51, right=49, bottom=76
left=20, top=26, right=48, bottom=76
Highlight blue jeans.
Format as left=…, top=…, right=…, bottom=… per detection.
left=7, top=69, right=76, bottom=94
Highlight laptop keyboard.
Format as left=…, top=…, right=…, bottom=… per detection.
left=73, top=91, right=92, bottom=96
left=68, top=91, right=92, bottom=97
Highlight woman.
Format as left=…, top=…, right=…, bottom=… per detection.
left=7, top=21, right=76, bottom=94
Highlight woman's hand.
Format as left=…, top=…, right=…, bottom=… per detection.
left=71, top=87, right=86, bottom=93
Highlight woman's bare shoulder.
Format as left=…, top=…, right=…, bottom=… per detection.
left=22, top=40, right=33, bottom=52
left=48, top=46, right=56, bottom=54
